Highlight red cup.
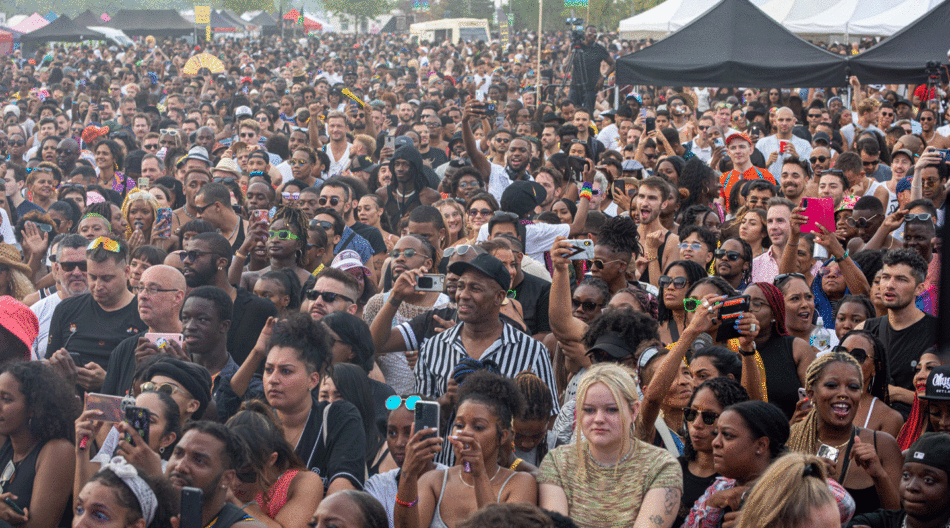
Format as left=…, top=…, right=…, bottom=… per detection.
left=779, top=140, right=787, bottom=154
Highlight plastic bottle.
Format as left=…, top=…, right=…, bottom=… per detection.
left=810, top=316, right=832, bottom=353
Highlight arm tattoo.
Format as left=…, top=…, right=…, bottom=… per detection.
left=649, top=514, right=664, bottom=527
left=663, top=487, right=678, bottom=515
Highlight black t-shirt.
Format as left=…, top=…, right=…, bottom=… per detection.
left=350, top=221, right=387, bottom=255
left=229, top=287, right=278, bottom=367
left=847, top=509, right=904, bottom=528
left=572, top=42, right=610, bottom=90
left=512, top=273, right=551, bottom=335
left=863, top=314, right=938, bottom=391
left=676, top=457, right=718, bottom=528
left=421, top=147, right=449, bottom=168
left=101, top=332, right=146, bottom=396
left=295, top=397, right=367, bottom=491
left=46, top=294, right=147, bottom=369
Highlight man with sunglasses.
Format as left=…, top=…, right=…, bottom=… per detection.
left=99, top=264, right=187, bottom=397
left=195, top=183, right=249, bottom=253
left=306, top=267, right=360, bottom=320
left=846, top=196, right=899, bottom=253
left=30, top=235, right=88, bottom=360
left=914, top=150, right=949, bottom=223
left=684, top=115, right=715, bottom=163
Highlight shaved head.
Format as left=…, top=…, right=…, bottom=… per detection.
left=142, top=264, right=187, bottom=291
left=138, top=264, right=187, bottom=327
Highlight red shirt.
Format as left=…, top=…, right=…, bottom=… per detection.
left=719, top=166, right=776, bottom=210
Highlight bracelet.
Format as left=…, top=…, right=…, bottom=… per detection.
left=395, top=496, right=418, bottom=508
left=739, top=344, right=757, bottom=357
left=580, top=181, right=593, bottom=192
left=510, top=458, right=523, bottom=471
left=646, top=254, right=658, bottom=262
left=579, top=185, right=593, bottom=201
left=235, top=251, right=248, bottom=260
left=834, top=249, right=850, bottom=263
left=388, top=296, right=403, bottom=308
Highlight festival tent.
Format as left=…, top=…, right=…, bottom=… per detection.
left=107, top=9, right=193, bottom=37
left=247, top=11, right=277, bottom=27
left=846, top=0, right=950, bottom=83
left=616, top=0, right=847, bottom=87
left=617, top=0, right=718, bottom=40
left=0, top=30, right=13, bottom=55
left=755, top=0, right=843, bottom=24
left=209, top=10, right=242, bottom=32
left=10, top=13, right=49, bottom=33
left=782, top=0, right=907, bottom=36
left=18, top=15, right=100, bottom=42
left=847, top=0, right=944, bottom=36
left=72, top=9, right=101, bottom=27
left=5, top=16, right=27, bottom=29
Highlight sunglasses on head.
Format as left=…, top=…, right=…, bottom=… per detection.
left=683, top=408, right=719, bottom=426
left=572, top=299, right=603, bottom=312
left=714, top=249, right=742, bottom=261
left=160, top=128, right=179, bottom=136
left=319, top=196, right=340, bottom=207
left=305, top=289, right=354, bottom=304
left=140, top=381, right=180, bottom=395
left=846, top=214, right=881, bottom=228
left=774, top=273, right=805, bottom=286
left=658, top=275, right=688, bottom=289
left=831, top=345, right=868, bottom=363
left=385, top=395, right=422, bottom=410
left=905, top=213, right=934, bottom=223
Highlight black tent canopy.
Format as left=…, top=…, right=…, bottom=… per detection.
left=18, top=15, right=100, bottom=42
left=616, top=0, right=848, bottom=88
left=847, top=0, right=950, bottom=84
left=107, top=9, right=194, bottom=37
left=209, top=10, right=241, bottom=32
left=249, top=11, right=277, bottom=27
left=73, top=9, right=101, bottom=27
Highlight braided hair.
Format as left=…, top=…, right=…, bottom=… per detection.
left=788, top=352, right=863, bottom=455
left=452, top=358, right=501, bottom=385
left=582, top=307, right=660, bottom=353
left=682, top=377, right=750, bottom=461
left=457, top=370, right=526, bottom=438
left=839, top=329, right=890, bottom=404
left=749, top=282, right=789, bottom=337
left=574, top=276, right=610, bottom=304
left=597, top=216, right=641, bottom=258
left=271, top=206, right=309, bottom=266
left=514, top=371, right=554, bottom=422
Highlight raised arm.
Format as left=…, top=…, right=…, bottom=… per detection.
left=462, top=99, right=492, bottom=180
left=370, top=268, right=425, bottom=353
left=567, top=160, right=594, bottom=237
left=548, top=237, right=590, bottom=343
left=780, top=207, right=806, bottom=275
left=815, top=224, right=869, bottom=296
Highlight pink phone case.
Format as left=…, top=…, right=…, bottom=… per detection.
left=800, top=198, right=834, bottom=234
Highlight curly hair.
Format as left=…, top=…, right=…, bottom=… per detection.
left=682, top=377, right=750, bottom=461
left=457, top=503, right=554, bottom=528
left=685, top=276, right=737, bottom=300
left=89, top=465, right=180, bottom=528
left=788, top=352, right=863, bottom=455
left=258, top=269, right=303, bottom=313
left=267, top=312, right=332, bottom=376
left=838, top=328, right=889, bottom=404
left=613, top=286, right=660, bottom=319
left=596, top=215, right=640, bottom=257
left=574, top=276, right=610, bottom=304
left=678, top=157, right=714, bottom=210
left=1, top=361, right=80, bottom=443
left=457, top=370, right=526, bottom=435
left=748, top=282, right=789, bottom=337
left=851, top=249, right=883, bottom=287
left=583, top=307, right=660, bottom=353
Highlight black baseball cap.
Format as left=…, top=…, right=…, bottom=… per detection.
left=905, top=433, right=950, bottom=477
left=588, top=331, right=636, bottom=360
left=921, top=365, right=950, bottom=401
left=449, top=253, right=511, bottom=292
left=500, top=181, right=546, bottom=218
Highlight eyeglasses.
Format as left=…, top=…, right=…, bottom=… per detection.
left=195, top=201, right=219, bottom=213
left=774, top=273, right=805, bottom=286
left=390, top=248, right=425, bottom=259
left=683, top=408, right=720, bottom=426
left=160, top=129, right=179, bottom=136
left=683, top=298, right=701, bottom=311
left=176, top=249, right=216, bottom=262
left=846, top=214, right=881, bottom=228
left=457, top=181, right=481, bottom=189
left=140, top=381, right=180, bottom=395
left=658, top=275, right=688, bottom=289
left=585, top=258, right=624, bottom=270
left=282, top=192, right=301, bottom=201
left=714, top=249, right=742, bottom=261
left=809, top=156, right=828, bottom=164
left=469, top=208, right=492, bottom=217
left=88, top=236, right=120, bottom=252
left=678, top=242, right=703, bottom=252
left=386, top=395, right=422, bottom=410
left=268, top=229, right=299, bottom=240
left=831, top=345, right=868, bottom=363
left=305, top=289, right=354, bottom=304
left=309, top=219, right=333, bottom=231
left=58, top=260, right=87, bottom=273
left=905, top=213, right=935, bottom=223
left=133, top=284, right=179, bottom=295
left=444, top=245, right=483, bottom=258
left=318, top=196, right=341, bottom=207
left=572, top=299, right=604, bottom=312
left=0, top=459, right=15, bottom=492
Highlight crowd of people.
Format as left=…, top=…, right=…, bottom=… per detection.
left=0, top=21, right=944, bottom=528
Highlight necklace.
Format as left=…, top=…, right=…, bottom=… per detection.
left=901, top=513, right=950, bottom=528
left=457, top=464, right=501, bottom=488
left=817, top=435, right=851, bottom=451
left=586, top=444, right=633, bottom=468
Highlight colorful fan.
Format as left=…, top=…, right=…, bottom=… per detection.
left=182, top=53, right=225, bottom=76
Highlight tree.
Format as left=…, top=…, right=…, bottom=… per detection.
left=323, top=0, right=392, bottom=32
left=222, top=0, right=275, bottom=14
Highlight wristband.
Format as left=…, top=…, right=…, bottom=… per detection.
left=579, top=189, right=593, bottom=201
left=739, top=342, right=757, bottom=357
left=834, top=249, right=850, bottom=263
left=510, top=458, right=523, bottom=471
left=388, top=296, right=403, bottom=309
left=235, top=251, right=248, bottom=260
left=395, top=496, right=418, bottom=508
left=580, top=182, right=593, bottom=193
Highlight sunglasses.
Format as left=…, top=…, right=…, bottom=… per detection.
left=683, top=297, right=701, bottom=311
left=236, top=467, right=258, bottom=484
left=862, top=160, right=879, bottom=166
left=143, top=143, right=159, bottom=150
left=809, top=156, right=828, bottom=164
left=807, top=113, right=822, bottom=118
left=318, top=196, right=340, bottom=207
left=683, top=408, right=720, bottom=426
left=819, top=267, right=842, bottom=278
left=160, top=128, right=179, bottom=136
left=7, top=139, right=25, bottom=147
left=30, top=221, right=53, bottom=233
left=195, top=201, right=218, bottom=213
left=774, top=272, right=805, bottom=286
left=494, top=137, right=510, bottom=144
left=282, top=192, right=301, bottom=201
left=385, top=395, right=422, bottom=410
left=645, top=153, right=658, bottom=160
left=714, top=249, right=742, bottom=261
left=176, top=249, right=216, bottom=262
left=658, top=275, right=688, bottom=289
left=572, top=299, right=604, bottom=312
left=831, top=345, right=868, bottom=363
left=309, top=219, right=333, bottom=231
left=58, top=260, right=87, bottom=272
left=678, top=242, right=703, bottom=252
left=469, top=208, right=492, bottom=217
left=239, top=132, right=256, bottom=138
left=140, top=381, right=180, bottom=395
left=305, top=289, right=354, bottom=303
left=443, top=245, right=483, bottom=258
left=268, top=229, right=299, bottom=240
left=846, top=214, right=881, bottom=228
left=287, top=159, right=311, bottom=166
left=585, top=258, right=623, bottom=270
left=905, top=213, right=934, bottom=223
left=389, top=248, right=425, bottom=259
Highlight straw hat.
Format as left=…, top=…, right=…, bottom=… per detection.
left=0, top=244, right=33, bottom=276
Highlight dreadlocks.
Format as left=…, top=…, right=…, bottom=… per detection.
left=597, top=216, right=641, bottom=258
left=514, top=371, right=554, bottom=422
left=751, top=282, right=789, bottom=337
left=271, top=206, right=309, bottom=266
left=788, top=352, right=863, bottom=455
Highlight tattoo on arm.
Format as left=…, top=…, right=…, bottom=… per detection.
left=663, top=487, right=679, bottom=515
left=649, top=514, right=664, bottom=527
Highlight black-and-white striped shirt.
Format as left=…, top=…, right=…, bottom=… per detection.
left=415, top=319, right=559, bottom=413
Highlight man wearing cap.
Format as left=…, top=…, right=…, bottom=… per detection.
left=415, top=252, right=558, bottom=414
left=99, top=264, right=187, bottom=397
left=719, top=132, right=776, bottom=211
left=30, top=234, right=88, bottom=360
left=920, top=367, right=950, bottom=433
left=756, top=107, right=812, bottom=180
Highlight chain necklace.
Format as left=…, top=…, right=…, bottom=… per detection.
left=901, top=513, right=950, bottom=528
left=586, top=444, right=633, bottom=468
left=458, top=464, right=501, bottom=488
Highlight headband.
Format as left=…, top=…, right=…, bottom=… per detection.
left=80, top=212, right=112, bottom=231
left=100, top=456, right=158, bottom=525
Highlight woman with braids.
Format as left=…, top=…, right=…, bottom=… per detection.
left=675, top=378, right=749, bottom=527
left=253, top=268, right=303, bottom=316
left=896, top=348, right=941, bottom=451
left=833, top=329, right=903, bottom=439
left=539, top=364, right=683, bottom=528
left=395, top=371, right=537, bottom=528
left=74, top=456, right=180, bottom=528
left=226, top=401, right=324, bottom=528
left=508, top=371, right=555, bottom=472
left=714, top=237, right=753, bottom=291
left=657, top=260, right=707, bottom=344
left=0, top=362, right=80, bottom=527
left=788, top=351, right=903, bottom=514
left=744, top=282, right=815, bottom=419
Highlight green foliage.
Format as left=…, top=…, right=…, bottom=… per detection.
left=223, top=0, right=275, bottom=14
left=323, top=0, right=392, bottom=27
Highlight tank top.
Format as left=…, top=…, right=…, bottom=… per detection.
left=255, top=469, right=300, bottom=520
left=844, top=431, right=881, bottom=515
left=759, top=334, right=801, bottom=419
left=430, top=469, right=518, bottom=528
left=0, top=439, right=69, bottom=526
left=641, top=230, right=672, bottom=285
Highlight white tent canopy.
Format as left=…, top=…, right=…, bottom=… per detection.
left=847, top=0, right=944, bottom=36
left=784, top=0, right=909, bottom=35
left=618, top=0, right=719, bottom=39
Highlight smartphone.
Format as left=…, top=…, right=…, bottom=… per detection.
left=145, top=332, right=182, bottom=350
left=3, top=497, right=23, bottom=516
left=713, top=138, right=725, bottom=149
left=69, top=351, right=82, bottom=365
left=817, top=444, right=840, bottom=462
left=251, top=209, right=270, bottom=227
left=568, top=156, right=589, bottom=174
left=415, top=274, right=446, bottom=292
left=714, top=295, right=751, bottom=342
left=123, top=405, right=150, bottom=447
left=180, top=487, right=203, bottom=528
left=622, top=178, right=640, bottom=196
left=564, top=239, right=594, bottom=260
left=645, top=117, right=656, bottom=133
left=156, top=207, right=173, bottom=237
left=800, top=197, right=834, bottom=235
left=613, top=179, right=626, bottom=196
left=84, top=393, right=127, bottom=423
left=414, top=401, right=440, bottom=441
left=936, top=149, right=950, bottom=162
left=137, top=177, right=150, bottom=189
left=798, top=387, right=813, bottom=412
left=384, top=135, right=395, bottom=150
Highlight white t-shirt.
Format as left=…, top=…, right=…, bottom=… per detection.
left=755, top=135, right=813, bottom=182
left=596, top=124, right=621, bottom=151
left=478, top=222, right=570, bottom=263
left=486, top=163, right=534, bottom=204
left=325, top=143, right=352, bottom=178
left=30, top=293, right=62, bottom=360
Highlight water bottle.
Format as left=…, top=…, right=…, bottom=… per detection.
left=810, top=316, right=831, bottom=353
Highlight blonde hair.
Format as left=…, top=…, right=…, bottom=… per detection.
left=8, top=269, right=35, bottom=301
left=736, top=453, right=837, bottom=528
left=788, top=352, right=863, bottom=455
left=573, top=364, right=640, bottom=472
left=239, top=118, right=261, bottom=135
left=120, top=189, right=159, bottom=240
left=354, top=134, right=377, bottom=156
left=434, top=198, right=468, bottom=240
